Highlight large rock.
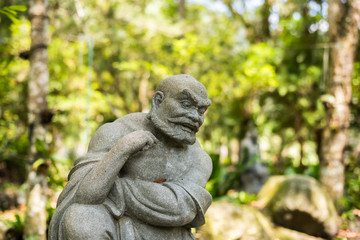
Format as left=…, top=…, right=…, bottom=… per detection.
left=197, top=201, right=274, bottom=240
left=257, top=175, right=339, bottom=238
left=275, top=227, right=327, bottom=240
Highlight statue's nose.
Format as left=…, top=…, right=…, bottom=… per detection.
left=188, top=111, right=203, bottom=126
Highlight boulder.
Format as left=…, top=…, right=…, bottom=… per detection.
left=275, top=227, right=327, bottom=240
left=257, top=175, right=339, bottom=238
left=197, top=201, right=274, bottom=240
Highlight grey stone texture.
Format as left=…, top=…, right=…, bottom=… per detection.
left=48, top=74, right=213, bottom=240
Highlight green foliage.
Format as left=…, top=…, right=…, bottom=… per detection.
left=9, top=213, right=24, bottom=233
left=0, top=0, right=360, bottom=222
left=341, top=154, right=360, bottom=211
left=351, top=62, right=360, bottom=128
left=33, top=138, right=72, bottom=189
left=0, top=5, right=26, bottom=23
left=238, top=191, right=256, bottom=204
left=3, top=213, right=24, bottom=239
left=206, top=150, right=261, bottom=198
left=0, top=2, right=29, bottom=183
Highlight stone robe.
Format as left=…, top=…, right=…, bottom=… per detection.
left=49, top=113, right=212, bottom=240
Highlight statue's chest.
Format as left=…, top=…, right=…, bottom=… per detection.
left=120, top=143, right=192, bottom=182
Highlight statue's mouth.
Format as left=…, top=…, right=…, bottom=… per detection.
left=168, top=118, right=199, bottom=133
left=180, top=122, right=198, bottom=133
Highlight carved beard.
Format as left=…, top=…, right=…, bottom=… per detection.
left=148, top=111, right=196, bottom=146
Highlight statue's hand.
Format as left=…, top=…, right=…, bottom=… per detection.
left=114, top=130, right=158, bottom=157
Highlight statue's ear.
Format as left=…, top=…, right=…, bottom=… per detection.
left=152, top=91, right=164, bottom=110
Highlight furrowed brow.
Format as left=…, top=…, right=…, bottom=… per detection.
left=179, top=89, right=198, bottom=104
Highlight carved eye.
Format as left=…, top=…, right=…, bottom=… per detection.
left=181, top=100, right=192, bottom=108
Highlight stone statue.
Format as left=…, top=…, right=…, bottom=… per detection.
left=49, top=74, right=213, bottom=240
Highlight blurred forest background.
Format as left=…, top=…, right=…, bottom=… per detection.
left=1, top=0, right=360, bottom=239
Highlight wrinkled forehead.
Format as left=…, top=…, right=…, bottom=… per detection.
left=167, top=81, right=211, bottom=107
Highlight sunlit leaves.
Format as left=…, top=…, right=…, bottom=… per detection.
left=0, top=5, right=26, bottom=24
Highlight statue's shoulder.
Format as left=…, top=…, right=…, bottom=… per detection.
left=113, top=112, right=148, bottom=128
left=88, top=112, right=147, bottom=152
left=99, top=112, right=147, bottom=133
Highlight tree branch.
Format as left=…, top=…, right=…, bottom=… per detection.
left=223, top=0, right=251, bottom=29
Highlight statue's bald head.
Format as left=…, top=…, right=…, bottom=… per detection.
left=155, top=74, right=211, bottom=107
left=149, top=74, right=211, bottom=146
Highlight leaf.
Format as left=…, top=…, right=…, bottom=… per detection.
left=1, top=7, right=17, bottom=15
left=33, top=158, right=46, bottom=170
left=7, top=5, right=27, bottom=12
left=154, top=179, right=167, bottom=183
left=0, top=9, right=21, bottom=24
left=35, top=138, right=50, bottom=156
left=5, top=13, right=21, bottom=24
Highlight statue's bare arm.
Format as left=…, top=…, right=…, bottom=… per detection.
left=120, top=143, right=212, bottom=227
left=74, top=124, right=158, bottom=205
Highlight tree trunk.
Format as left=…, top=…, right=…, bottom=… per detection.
left=259, top=0, right=271, bottom=41
left=179, top=0, right=185, bottom=20
left=24, top=0, right=49, bottom=239
left=319, top=0, right=360, bottom=200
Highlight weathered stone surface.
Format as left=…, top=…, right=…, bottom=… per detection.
left=49, top=75, right=213, bottom=240
left=275, top=227, right=326, bottom=240
left=197, top=201, right=274, bottom=240
left=257, top=175, right=339, bottom=238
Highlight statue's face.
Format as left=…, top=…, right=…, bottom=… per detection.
left=150, top=87, right=210, bottom=146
